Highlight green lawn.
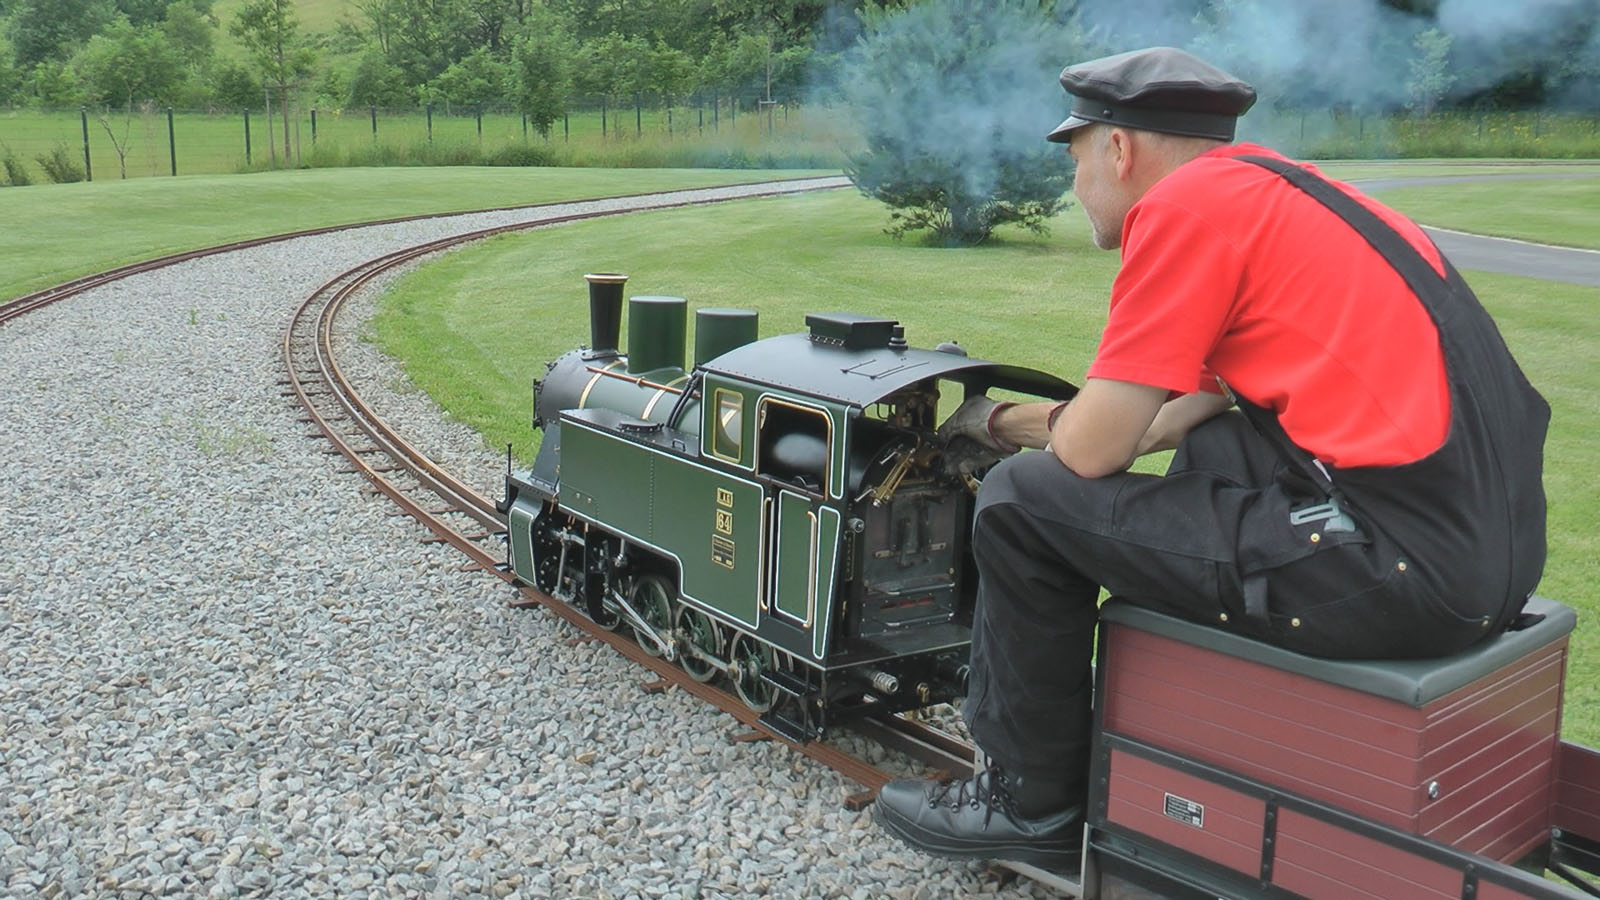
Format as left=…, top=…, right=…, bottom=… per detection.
left=375, top=188, right=1599, bottom=746
left=0, top=166, right=832, bottom=300
left=1369, top=178, right=1600, bottom=250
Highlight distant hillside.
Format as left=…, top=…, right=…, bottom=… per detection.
left=211, top=0, right=357, bottom=49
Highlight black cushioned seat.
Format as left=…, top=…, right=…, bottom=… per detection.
left=1099, top=595, right=1575, bottom=708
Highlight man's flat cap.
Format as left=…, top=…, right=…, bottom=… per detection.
left=1046, top=47, right=1256, bottom=143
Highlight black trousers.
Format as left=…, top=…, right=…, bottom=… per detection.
left=961, top=411, right=1483, bottom=785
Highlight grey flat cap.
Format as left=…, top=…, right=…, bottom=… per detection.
left=1046, top=47, right=1256, bottom=143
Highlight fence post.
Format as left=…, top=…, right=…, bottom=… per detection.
left=522, top=113, right=527, bottom=140
left=634, top=93, right=641, bottom=137
left=370, top=105, right=377, bottom=140
left=80, top=107, right=93, bottom=182
left=714, top=93, right=719, bottom=132
left=426, top=104, right=433, bottom=143
left=244, top=108, right=252, bottom=166
left=311, top=108, right=317, bottom=144
left=601, top=98, right=607, bottom=137
left=563, top=113, right=568, bottom=141
left=476, top=105, right=483, bottom=139
left=167, top=107, right=176, bottom=176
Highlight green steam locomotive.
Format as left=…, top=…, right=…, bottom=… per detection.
left=500, top=274, right=1074, bottom=740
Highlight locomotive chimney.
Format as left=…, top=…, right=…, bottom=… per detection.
left=626, top=295, right=687, bottom=374
left=583, top=273, right=627, bottom=358
left=693, top=308, right=759, bottom=366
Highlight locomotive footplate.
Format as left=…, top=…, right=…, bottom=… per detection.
left=831, top=620, right=972, bottom=667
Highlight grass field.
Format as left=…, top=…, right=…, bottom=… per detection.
left=0, top=166, right=832, bottom=301
left=1369, top=178, right=1600, bottom=250
left=374, top=187, right=1599, bottom=746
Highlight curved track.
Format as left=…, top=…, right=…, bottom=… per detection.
left=277, top=185, right=980, bottom=808
left=6, top=169, right=1587, bottom=896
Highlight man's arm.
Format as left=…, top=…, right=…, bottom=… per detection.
left=990, top=381, right=1232, bottom=478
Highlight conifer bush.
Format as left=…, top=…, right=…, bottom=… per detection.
left=838, top=0, right=1080, bottom=245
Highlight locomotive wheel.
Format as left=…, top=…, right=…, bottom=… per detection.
left=629, top=573, right=675, bottom=657
left=530, top=512, right=567, bottom=598
left=674, top=604, right=722, bottom=683
left=729, top=634, right=777, bottom=713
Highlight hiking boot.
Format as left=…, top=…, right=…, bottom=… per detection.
left=872, top=763, right=1084, bottom=873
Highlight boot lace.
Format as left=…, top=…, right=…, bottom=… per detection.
left=926, top=759, right=1017, bottom=828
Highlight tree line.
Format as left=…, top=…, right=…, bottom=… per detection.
left=0, top=0, right=885, bottom=128
left=0, top=0, right=1595, bottom=132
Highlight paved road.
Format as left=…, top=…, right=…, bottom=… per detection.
left=1351, top=172, right=1600, bottom=287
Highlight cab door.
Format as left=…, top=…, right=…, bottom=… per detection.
left=758, top=399, right=843, bottom=660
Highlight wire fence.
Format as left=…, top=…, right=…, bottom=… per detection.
left=0, top=97, right=833, bottom=183
left=2, top=103, right=1597, bottom=185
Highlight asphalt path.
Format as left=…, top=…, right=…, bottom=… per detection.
left=1351, top=172, right=1600, bottom=287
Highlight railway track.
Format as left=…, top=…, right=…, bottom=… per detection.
left=3, top=179, right=1059, bottom=892
left=277, top=190, right=984, bottom=810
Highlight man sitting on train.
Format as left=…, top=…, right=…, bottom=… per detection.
left=871, top=46, right=1549, bottom=874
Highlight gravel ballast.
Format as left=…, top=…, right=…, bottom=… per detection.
left=0, top=182, right=1056, bottom=898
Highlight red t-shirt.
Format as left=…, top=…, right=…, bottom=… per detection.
left=1086, top=143, right=1450, bottom=468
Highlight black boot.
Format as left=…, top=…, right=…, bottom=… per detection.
left=872, top=762, right=1084, bottom=873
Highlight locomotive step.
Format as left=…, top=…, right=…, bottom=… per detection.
left=759, top=709, right=821, bottom=745
left=759, top=668, right=813, bottom=698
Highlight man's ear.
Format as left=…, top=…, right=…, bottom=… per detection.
left=1108, top=128, right=1136, bottom=180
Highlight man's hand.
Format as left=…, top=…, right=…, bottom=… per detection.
left=941, top=436, right=1004, bottom=481
left=937, top=396, right=1018, bottom=454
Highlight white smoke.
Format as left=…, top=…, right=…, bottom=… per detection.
left=1069, top=0, right=1600, bottom=111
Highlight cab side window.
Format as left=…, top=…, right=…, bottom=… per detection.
left=710, top=388, right=743, bottom=462
left=757, top=401, right=830, bottom=493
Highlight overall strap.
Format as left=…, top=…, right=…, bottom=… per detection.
left=1226, top=154, right=1457, bottom=503
left=1233, top=155, right=1452, bottom=311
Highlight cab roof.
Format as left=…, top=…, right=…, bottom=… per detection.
left=700, top=330, right=1077, bottom=408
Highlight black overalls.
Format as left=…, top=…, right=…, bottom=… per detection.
left=962, top=157, right=1551, bottom=789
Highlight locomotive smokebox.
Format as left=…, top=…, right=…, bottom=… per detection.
left=584, top=272, right=628, bottom=358
left=694, top=308, right=759, bottom=366
left=627, top=296, right=687, bottom=374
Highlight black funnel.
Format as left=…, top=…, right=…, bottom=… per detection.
left=584, top=273, right=627, bottom=357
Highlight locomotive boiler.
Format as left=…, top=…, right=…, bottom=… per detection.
left=500, top=273, right=1075, bottom=740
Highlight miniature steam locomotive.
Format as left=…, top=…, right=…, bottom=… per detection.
left=500, top=273, right=1074, bottom=740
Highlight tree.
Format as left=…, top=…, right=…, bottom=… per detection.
left=161, top=1, right=217, bottom=68
left=344, top=48, right=411, bottom=107
left=1406, top=26, right=1454, bottom=116
left=210, top=58, right=261, bottom=108
left=76, top=21, right=184, bottom=108
left=839, top=0, right=1078, bottom=245
left=423, top=46, right=509, bottom=111
left=5, top=0, right=114, bottom=67
left=0, top=34, right=18, bottom=106
left=75, top=21, right=185, bottom=177
left=21, top=60, right=84, bottom=107
left=231, top=0, right=316, bottom=162
left=514, top=18, right=575, bottom=137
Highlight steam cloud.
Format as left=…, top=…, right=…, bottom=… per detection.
left=1069, top=0, right=1600, bottom=113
